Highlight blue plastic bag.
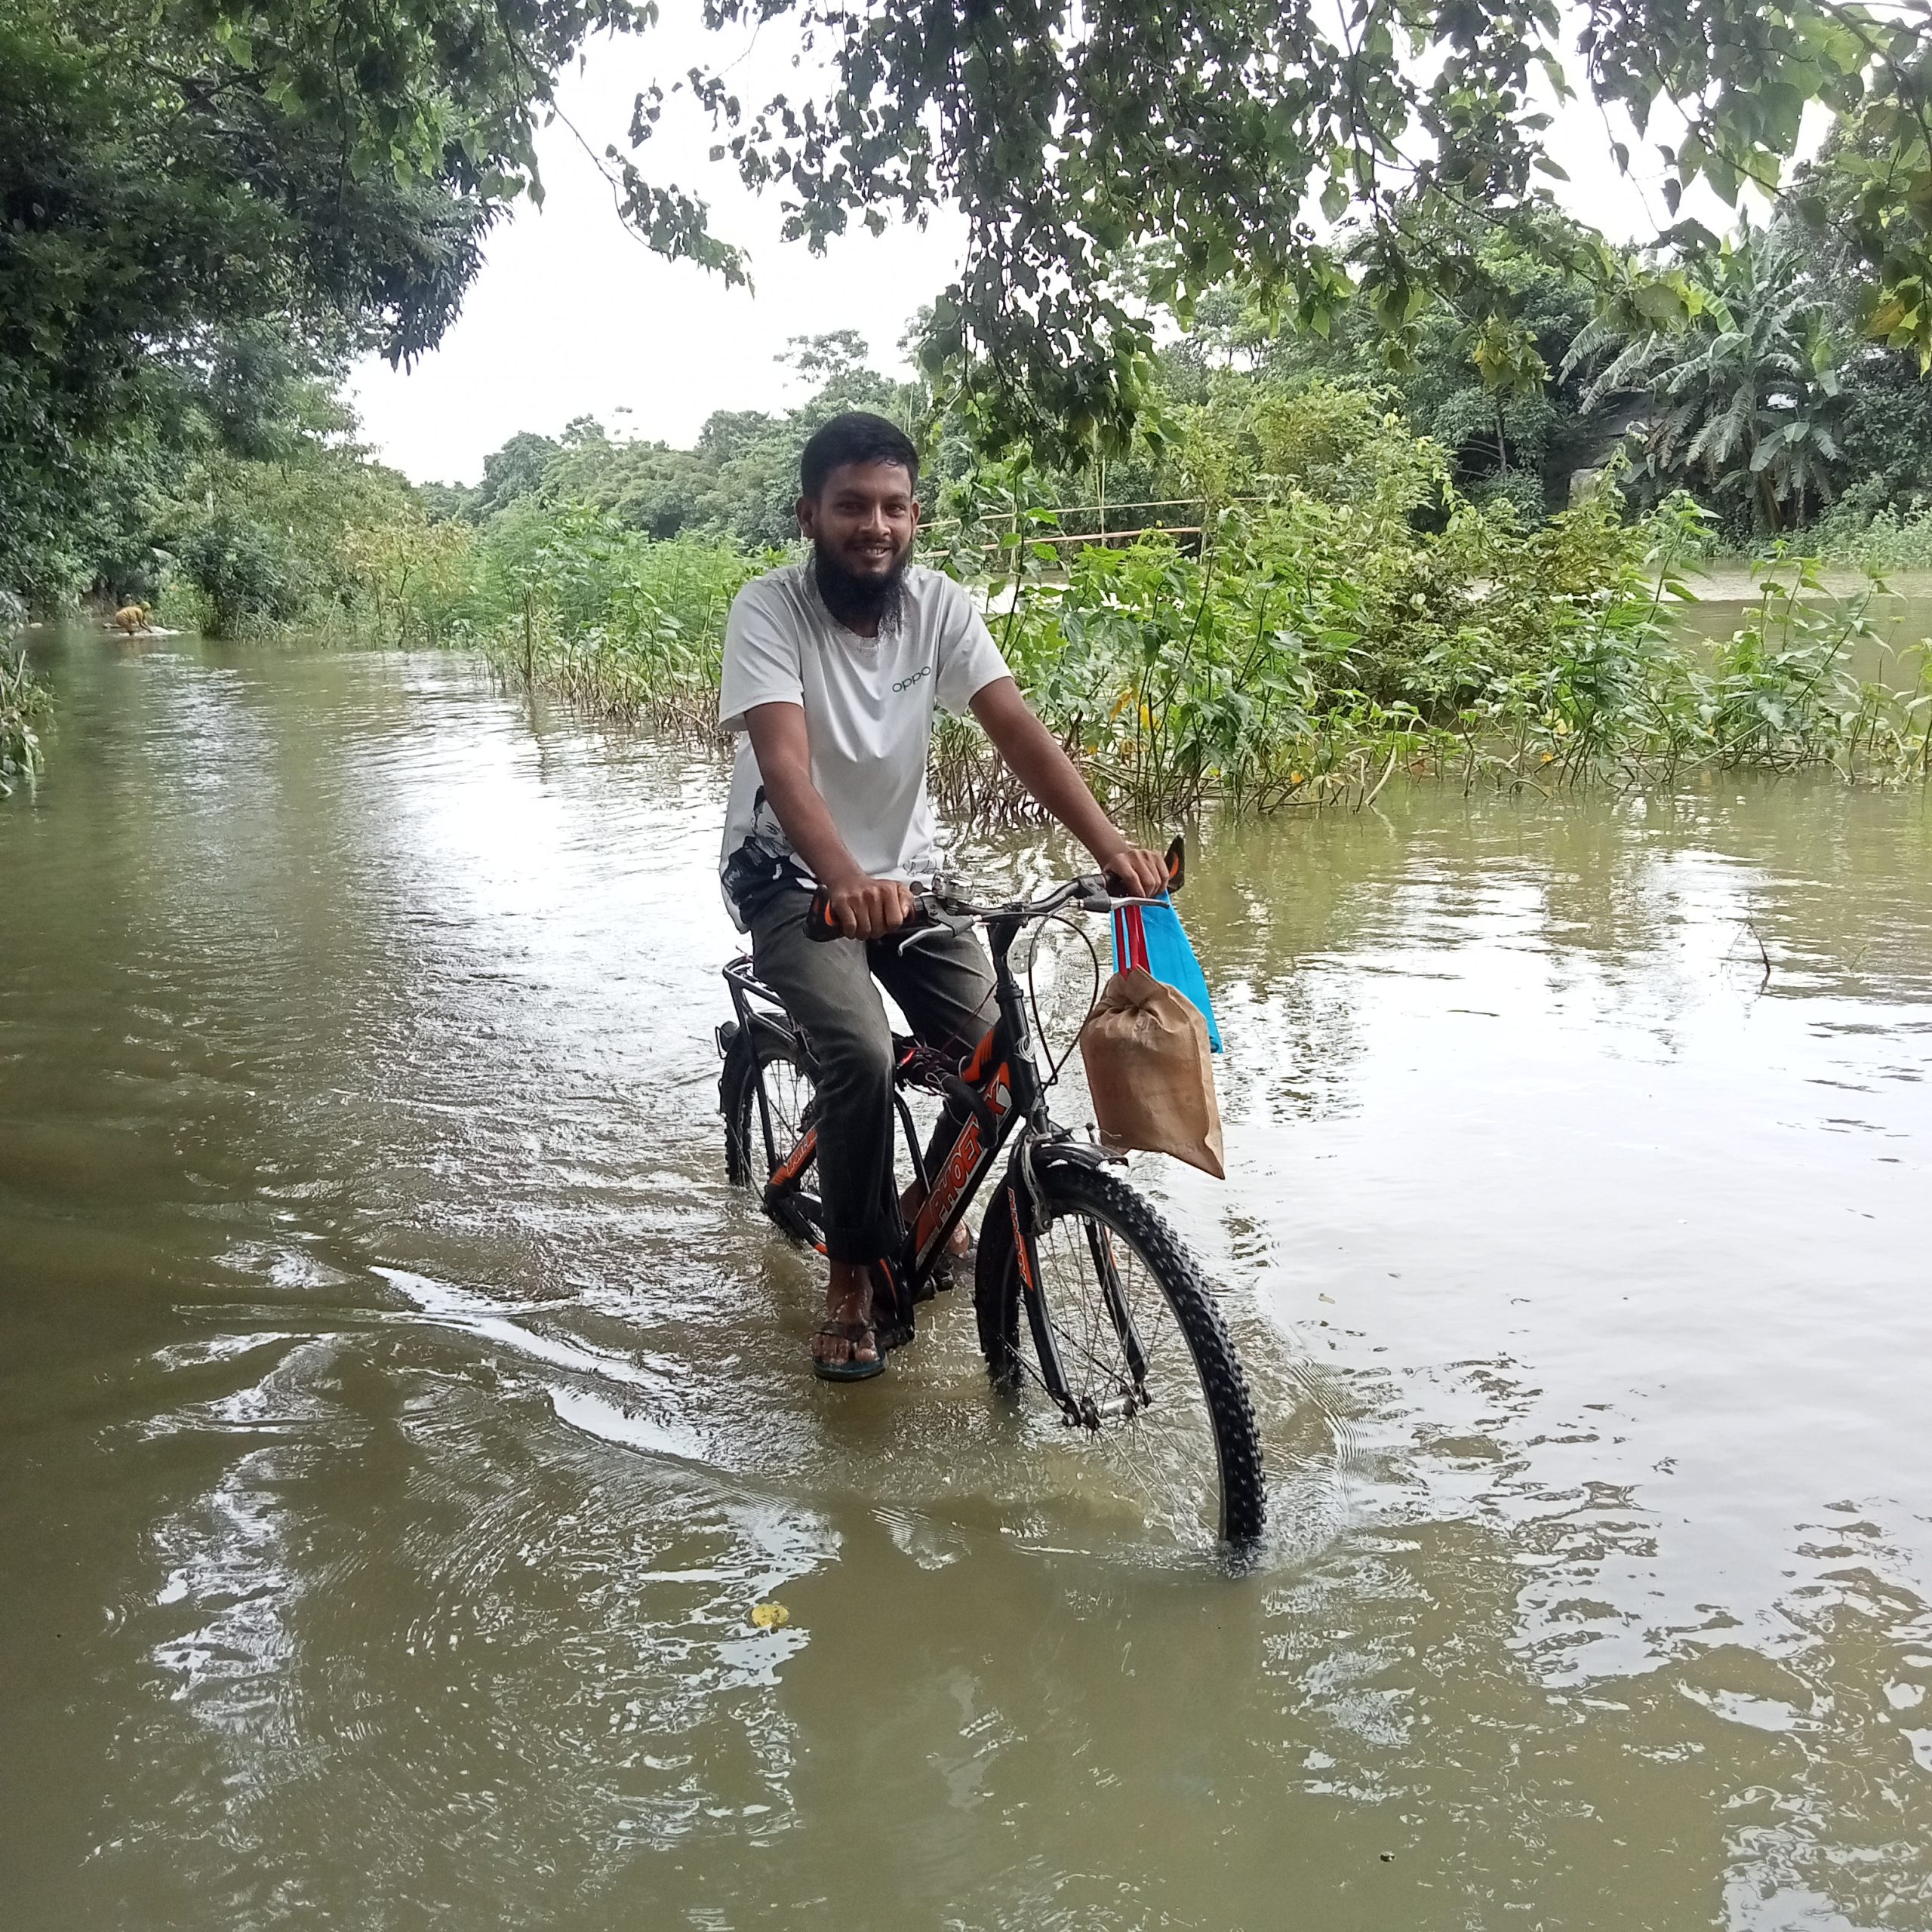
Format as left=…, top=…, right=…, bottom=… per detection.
left=1112, top=898, right=1223, bottom=1053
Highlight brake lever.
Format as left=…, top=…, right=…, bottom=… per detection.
left=896, top=922, right=955, bottom=958
left=902, top=890, right=977, bottom=945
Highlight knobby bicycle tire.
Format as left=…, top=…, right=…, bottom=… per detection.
left=721, top=1028, right=826, bottom=1247
left=975, top=1161, right=1266, bottom=1546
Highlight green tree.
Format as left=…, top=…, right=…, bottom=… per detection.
left=1574, top=225, right=1844, bottom=534
left=0, top=0, right=697, bottom=603
left=1389, top=225, right=1604, bottom=518
left=162, top=431, right=420, bottom=636
left=445, top=334, right=919, bottom=552
left=18, top=0, right=1932, bottom=605
left=620, top=1, right=1932, bottom=455
left=1222, top=210, right=1610, bottom=518
left=473, top=432, right=565, bottom=519
left=1828, top=344, right=1932, bottom=518
left=542, top=427, right=712, bottom=540
left=1783, top=137, right=1932, bottom=518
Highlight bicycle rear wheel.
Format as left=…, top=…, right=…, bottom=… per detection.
left=977, top=1160, right=1265, bottom=1546
left=721, top=1026, right=826, bottom=1249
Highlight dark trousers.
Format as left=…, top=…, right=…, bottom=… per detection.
left=749, top=892, right=998, bottom=1266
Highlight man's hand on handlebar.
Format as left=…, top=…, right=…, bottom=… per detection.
left=1097, top=844, right=1171, bottom=900
left=819, top=874, right=915, bottom=940
left=808, top=838, right=1182, bottom=941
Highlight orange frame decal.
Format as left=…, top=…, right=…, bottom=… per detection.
left=913, top=1059, right=1013, bottom=1254
left=959, top=1026, right=999, bottom=1085
left=768, top=1124, right=817, bottom=1189
left=1008, top=1189, right=1036, bottom=1291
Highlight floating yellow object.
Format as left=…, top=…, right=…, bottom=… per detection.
left=750, top=1602, right=789, bottom=1629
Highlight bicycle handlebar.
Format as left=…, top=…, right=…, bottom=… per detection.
left=804, top=837, right=1184, bottom=943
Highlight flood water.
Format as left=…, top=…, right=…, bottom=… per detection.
left=3, top=631, right=1929, bottom=1930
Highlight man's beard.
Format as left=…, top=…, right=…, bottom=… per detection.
left=811, top=537, right=909, bottom=632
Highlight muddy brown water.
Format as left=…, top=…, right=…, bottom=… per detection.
left=3, top=629, right=1929, bottom=1930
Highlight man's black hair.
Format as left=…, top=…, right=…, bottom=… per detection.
left=799, top=411, right=920, bottom=499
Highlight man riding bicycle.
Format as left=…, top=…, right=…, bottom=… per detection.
left=718, top=411, right=1168, bottom=1381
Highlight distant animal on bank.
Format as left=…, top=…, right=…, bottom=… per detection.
left=112, top=603, right=152, bottom=634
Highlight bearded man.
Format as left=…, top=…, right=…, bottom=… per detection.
left=718, top=411, right=1168, bottom=1380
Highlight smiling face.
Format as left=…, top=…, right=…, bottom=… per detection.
left=797, top=459, right=920, bottom=582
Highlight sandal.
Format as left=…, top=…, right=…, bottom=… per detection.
left=812, top=1318, right=885, bottom=1383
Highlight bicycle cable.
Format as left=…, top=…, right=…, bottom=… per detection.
left=1023, top=911, right=1103, bottom=1090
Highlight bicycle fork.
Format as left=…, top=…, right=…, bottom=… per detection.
left=1005, top=1143, right=1154, bottom=1429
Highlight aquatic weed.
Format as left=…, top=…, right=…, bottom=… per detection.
left=1, top=648, right=51, bottom=796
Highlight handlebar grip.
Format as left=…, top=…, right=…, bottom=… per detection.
left=803, top=888, right=931, bottom=941
left=1099, top=835, right=1186, bottom=900
left=804, top=888, right=841, bottom=942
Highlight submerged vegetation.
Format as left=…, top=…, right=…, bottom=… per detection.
left=940, top=500, right=1932, bottom=820
left=4, top=313, right=1926, bottom=818
left=368, top=507, right=774, bottom=727
left=1785, top=504, right=1932, bottom=577
left=2, top=648, right=51, bottom=795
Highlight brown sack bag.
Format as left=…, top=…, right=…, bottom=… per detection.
left=1078, top=968, right=1226, bottom=1179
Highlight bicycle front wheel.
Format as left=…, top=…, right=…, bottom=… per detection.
left=976, top=1160, right=1265, bottom=1546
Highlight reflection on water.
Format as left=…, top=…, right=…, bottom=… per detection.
left=2, top=632, right=1928, bottom=1927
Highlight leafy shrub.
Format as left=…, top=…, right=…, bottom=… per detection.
left=173, top=512, right=304, bottom=635
left=2, top=648, right=51, bottom=795
left=1789, top=503, right=1932, bottom=574
left=368, top=406, right=1930, bottom=811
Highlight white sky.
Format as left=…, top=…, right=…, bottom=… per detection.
left=348, top=7, right=1807, bottom=485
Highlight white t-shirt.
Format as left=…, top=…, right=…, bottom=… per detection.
left=716, top=560, right=1011, bottom=928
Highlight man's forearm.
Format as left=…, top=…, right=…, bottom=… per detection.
left=741, top=701, right=866, bottom=884
left=972, top=683, right=1128, bottom=863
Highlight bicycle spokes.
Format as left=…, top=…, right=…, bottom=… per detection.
left=1032, top=1216, right=1198, bottom=1438
left=1086, top=1217, right=1150, bottom=1392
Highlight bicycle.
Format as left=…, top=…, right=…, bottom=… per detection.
left=715, top=842, right=1266, bottom=1546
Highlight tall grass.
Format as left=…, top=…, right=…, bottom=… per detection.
left=2, top=648, right=50, bottom=796
left=366, top=503, right=773, bottom=728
